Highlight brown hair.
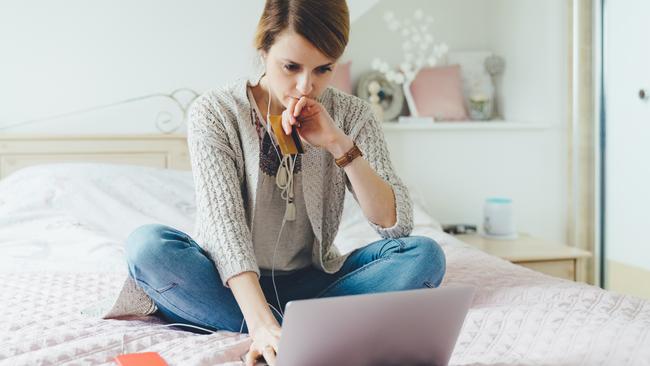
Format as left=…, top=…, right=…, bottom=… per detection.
left=254, top=0, right=350, bottom=61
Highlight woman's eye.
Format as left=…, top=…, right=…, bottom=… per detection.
left=318, top=67, right=333, bottom=74
left=284, top=64, right=299, bottom=72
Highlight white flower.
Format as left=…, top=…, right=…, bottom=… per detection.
left=432, top=48, right=441, bottom=57
left=371, top=58, right=382, bottom=70
left=368, top=80, right=382, bottom=94
left=405, top=70, right=416, bottom=81
left=433, top=44, right=448, bottom=58
left=375, top=9, right=450, bottom=88
left=399, top=61, right=412, bottom=72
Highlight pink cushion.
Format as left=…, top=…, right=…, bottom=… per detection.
left=329, top=61, right=352, bottom=94
left=409, top=64, right=468, bottom=120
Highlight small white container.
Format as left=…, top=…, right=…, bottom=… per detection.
left=482, top=197, right=517, bottom=239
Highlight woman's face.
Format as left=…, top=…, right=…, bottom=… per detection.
left=262, top=29, right=337, bottom=109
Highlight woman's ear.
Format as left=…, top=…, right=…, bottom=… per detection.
left=259, top=51, right=268, bottom=75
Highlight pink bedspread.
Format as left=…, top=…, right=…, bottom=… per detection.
left=2, top=233, right=649, bottom=365
left=1, top=164, right=649, bottom=365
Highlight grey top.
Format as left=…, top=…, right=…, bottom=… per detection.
left=84, top=70, right=414, bottom=319
left=247, top=86, right=315, bottom=276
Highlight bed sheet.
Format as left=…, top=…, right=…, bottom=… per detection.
left=1, top=164, right=649, bottom=365
left=0, top=163, right=195, bottom=273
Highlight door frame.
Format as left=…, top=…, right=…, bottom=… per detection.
left=596, top=0, right=605, bottom=288
left=568, top=0, right=600, bottom=286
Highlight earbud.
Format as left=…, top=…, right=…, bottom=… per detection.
left=260, top=54, right=267, bottom=75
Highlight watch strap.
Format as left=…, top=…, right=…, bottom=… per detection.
left=335, top=142, right=363, bottom=168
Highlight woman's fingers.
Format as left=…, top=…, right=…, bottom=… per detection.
left=287, top=97, right=298, bottom=121
left=263, top=345, right=278, bottom=366
left=272, top=336, right=280, bottom=354
left=297, top=105, right=319, bottom=120
left=283, top=98, right=299, bottom=135
left=244, top=349, right=260, bottom=366
left=293, top=96, right=309, bottom=117
left=281, top=109, right=293, bottom=135
left=283, top=97, right=322, bottom=134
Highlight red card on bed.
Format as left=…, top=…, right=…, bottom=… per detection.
left=115, top=352, right=168, bottom=366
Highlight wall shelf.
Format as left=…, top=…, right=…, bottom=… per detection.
left=381, top=121, right=554, bottom=131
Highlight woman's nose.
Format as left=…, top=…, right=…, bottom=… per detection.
left=296, top=73, right=313, bottom=96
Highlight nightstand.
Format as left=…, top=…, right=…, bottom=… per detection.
left=455, top=233, right=592, bottom=282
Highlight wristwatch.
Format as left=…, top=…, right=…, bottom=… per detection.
left=335, top=142, right=363, bottom=168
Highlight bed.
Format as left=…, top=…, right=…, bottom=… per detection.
left=0, top=134, right=649, bottom=366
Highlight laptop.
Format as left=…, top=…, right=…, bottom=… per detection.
left=240, top=286, right=475, bottom=366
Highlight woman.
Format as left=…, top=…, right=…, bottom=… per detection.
left=121, top=1, right=446, bottom=365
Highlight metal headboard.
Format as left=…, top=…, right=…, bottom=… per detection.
left=0, top=88, right=200, bottom=134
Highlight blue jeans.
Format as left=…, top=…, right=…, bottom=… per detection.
left=125, top=224, right=446, bottom=334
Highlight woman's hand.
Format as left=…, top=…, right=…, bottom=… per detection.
left=244, top=321, right=282, bottom=366
left=281, top=96, right=345, bottom=151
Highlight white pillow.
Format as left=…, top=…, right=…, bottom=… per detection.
left=0, top=163, right=196, bottom=271
left=0, top=163, right=443, bottom=267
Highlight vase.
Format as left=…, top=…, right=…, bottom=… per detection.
left=468, top=98, right=493, bottom=120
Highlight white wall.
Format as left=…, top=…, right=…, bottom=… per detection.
left=0, top=1, right=264, bottom=134
left=604, top=0, right=650, bottom=271
left=355, top=0, right=569, bottom=244
left=487, top=0, right=569, bottom=242
left=0, top=1, right=380, bottom=134
left=0, top=0, right=571, bottom=244
left=385, top=126, right=566, bottom=242
left=487, top=0, right=569, bottom=125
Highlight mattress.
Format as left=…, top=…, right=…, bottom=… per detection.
left=1, top=163, right=649, bottom=365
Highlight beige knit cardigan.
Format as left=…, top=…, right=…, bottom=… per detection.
left=83, top=73, right=414, bottom=319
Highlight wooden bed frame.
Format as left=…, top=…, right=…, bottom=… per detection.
left=0, top=134, right=191, bottom=180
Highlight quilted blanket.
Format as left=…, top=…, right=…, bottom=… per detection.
left=1, top=164, right=649, bottom=365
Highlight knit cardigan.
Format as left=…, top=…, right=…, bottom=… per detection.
left=84, top=72, right=414, bottom=319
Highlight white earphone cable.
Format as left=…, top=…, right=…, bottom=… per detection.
left=248, top=79, right=299, bottom=322
left=261, top=79, right=298, bottom=217
left=265, top=81, right=284, bottom=162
